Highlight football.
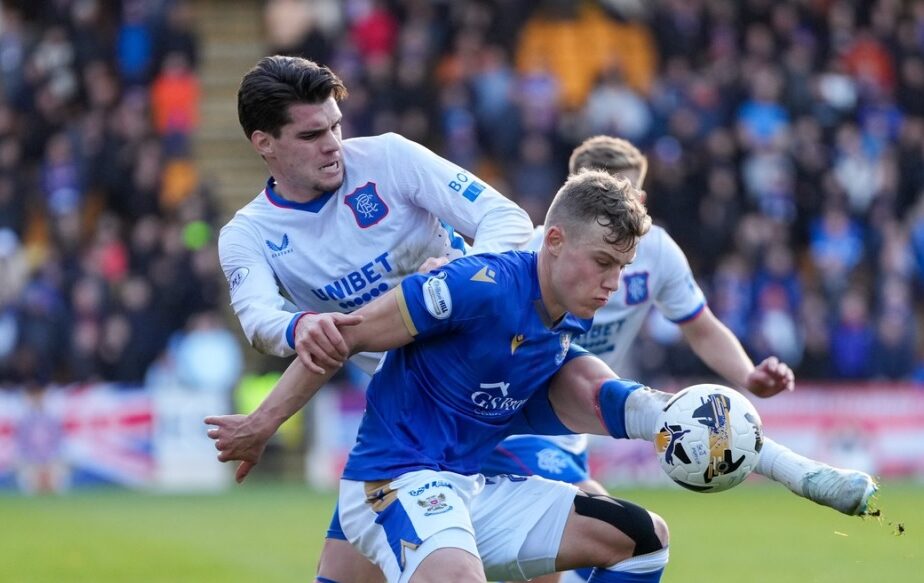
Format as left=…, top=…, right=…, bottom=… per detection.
left=654, top=384, right=763, bottom=493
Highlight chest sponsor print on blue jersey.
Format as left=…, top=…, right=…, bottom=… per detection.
left=470, top=381, right=527, bottom=417
left=266, top=234, right=293, bottom=257
left=311, top=251, right=394, bottom=310
left=344, top=182, right=389, bottom=228
left=624, top=272, right=650, bottom=305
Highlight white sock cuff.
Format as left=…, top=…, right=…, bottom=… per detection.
left=607, top=547, right=670, bottom=573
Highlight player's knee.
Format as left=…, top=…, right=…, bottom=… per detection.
left=573, top=493, right=665, bottom=559
left=648, top=510, right=670, bottom=548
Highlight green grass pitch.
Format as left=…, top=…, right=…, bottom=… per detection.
left=1, top=481, right=920, bottom=582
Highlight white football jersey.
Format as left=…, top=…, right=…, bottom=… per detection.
left=514, top=223, right=706, bottom=454
left=219, top=132, right=533, bottom=372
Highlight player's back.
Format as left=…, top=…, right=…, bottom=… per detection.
left=342, top=251, right=592, bottom=481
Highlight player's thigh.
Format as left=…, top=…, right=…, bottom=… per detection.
left=339, top=471, right=482, bottom=583
left=555, top=492, right=668, bottom=571
left=317, top=538, right=385, bottom=583
left=470, top=474, right=579, bottom=581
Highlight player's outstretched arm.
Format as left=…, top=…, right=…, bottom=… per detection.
left=515, top=355, right=668, bottom=442
left=679, top=307, right=794, bottom=398
left=294, top=312, right=364, bottom=375
left=206, top=290, right=415, bottom=482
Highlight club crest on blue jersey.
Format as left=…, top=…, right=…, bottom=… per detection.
left=624, top=272, right=650, bottom=305
left=344, top=182, right=389, bottom=228
left=555, top=333, right=572, bottom=365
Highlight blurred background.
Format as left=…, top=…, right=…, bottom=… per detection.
left=0, top=0, right=922, bottom=516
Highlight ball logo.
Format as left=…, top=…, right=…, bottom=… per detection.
left=422, top=273, right=452, bottom=319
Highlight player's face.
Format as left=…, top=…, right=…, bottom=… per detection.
left=256, top=97, right=344, bottom=200
left=546, top=223, right=636, bottom=320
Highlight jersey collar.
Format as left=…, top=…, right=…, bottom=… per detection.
left=263, top=177, right=335, bottom=212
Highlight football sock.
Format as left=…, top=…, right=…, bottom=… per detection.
left=753, top=436, right=812, bottom=494
left=587, top=548, right=668, bottom=582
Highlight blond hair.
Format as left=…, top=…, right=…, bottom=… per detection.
left=568, top=136, right=648, bottom=186
left=546, top=170, right=651, bottom=252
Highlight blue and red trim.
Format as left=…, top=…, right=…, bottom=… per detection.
left=264, top=177, right=334, bottom=212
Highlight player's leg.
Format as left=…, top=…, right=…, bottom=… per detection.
left=338, top=471, right=485, bottom=583
left=556, top=492, right=669, bottom=582
left=317, top=503, right=385, bottom=583
left=481, top=438, right=603, bottom=583
left=550, top=355, right=877, bottom=516
left=472, top=475, right=668, bottom=582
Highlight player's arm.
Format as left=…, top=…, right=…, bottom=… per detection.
left=513, top=354, right=668, bottom=443
left=652, top=231, right=794, bottom=398
left=205, top=289, right=416, bottom=482
left=679, top=308, right=794, bottom=397
left=219, top=222, right=306, bottom=357
left=387, top=133, right=534, bottom=253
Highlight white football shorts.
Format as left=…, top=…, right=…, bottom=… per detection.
left=338, top=469, right=579, bottom=582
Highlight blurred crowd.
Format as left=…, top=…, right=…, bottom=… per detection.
left=265, top=0, right=924, bottom=383
left=0, top=0, right=238, bottom=389
left=1, top=0, right=922, bottom=389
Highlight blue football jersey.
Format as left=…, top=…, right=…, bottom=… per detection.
left=341, top=251, right=592, bottom=480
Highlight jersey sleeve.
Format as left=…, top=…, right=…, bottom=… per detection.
left=384, top=133, right=534, bottom=253
left=652, top=230, right=707, bottom=324
left=219, top=220, right=301, bottom=357
left=395, top=257, right=503, bottom=340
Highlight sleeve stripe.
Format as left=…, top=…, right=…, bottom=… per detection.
left=670, top=302, right=706, bottom=324
left=394, top=286, right=419, bottom=336
left=285, top=311, right=317, bottom=349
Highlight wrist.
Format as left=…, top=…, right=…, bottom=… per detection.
left=248, top=409, right=284, bottom=440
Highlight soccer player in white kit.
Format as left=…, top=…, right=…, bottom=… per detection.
left=218, top=55, right=533, bottom=583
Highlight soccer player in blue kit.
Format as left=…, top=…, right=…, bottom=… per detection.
left=207, top=170, right=673, bottom=582
left=481, top=136, right=876, bottom=583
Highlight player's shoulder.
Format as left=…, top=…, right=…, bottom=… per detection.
left=441, top=251, right=535, bottom=294
left=637, top=223, right=685, bottom=260
left=219, top=189, right=272, bottom=240
left=343, top=132, right=414, bottom=157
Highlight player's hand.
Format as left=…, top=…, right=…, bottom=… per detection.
left=417, top=256, right=449, bottom=273
left=204, top=414, right=271, bottom=483
left=295, top=312, right=363, bottom=375
left=744, top=356, right=795, bottom=398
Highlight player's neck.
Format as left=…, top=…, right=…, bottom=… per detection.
left=536, top=251, right=566, bottom=324
left=270, top=176, right=325, bottom=204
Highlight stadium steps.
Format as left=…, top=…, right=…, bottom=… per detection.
left=194, top=0, right=268, bottom=219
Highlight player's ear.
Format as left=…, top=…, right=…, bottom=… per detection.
left=544, top=225, right=565, bottom=257
left=251, top=130, right=274, bottom=158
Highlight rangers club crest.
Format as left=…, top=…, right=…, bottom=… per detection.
left=417, top=493, right=452, bottom=516
left=344, top=182, right=389, bottom=228
left=624, top=272, right=650, bottom=305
